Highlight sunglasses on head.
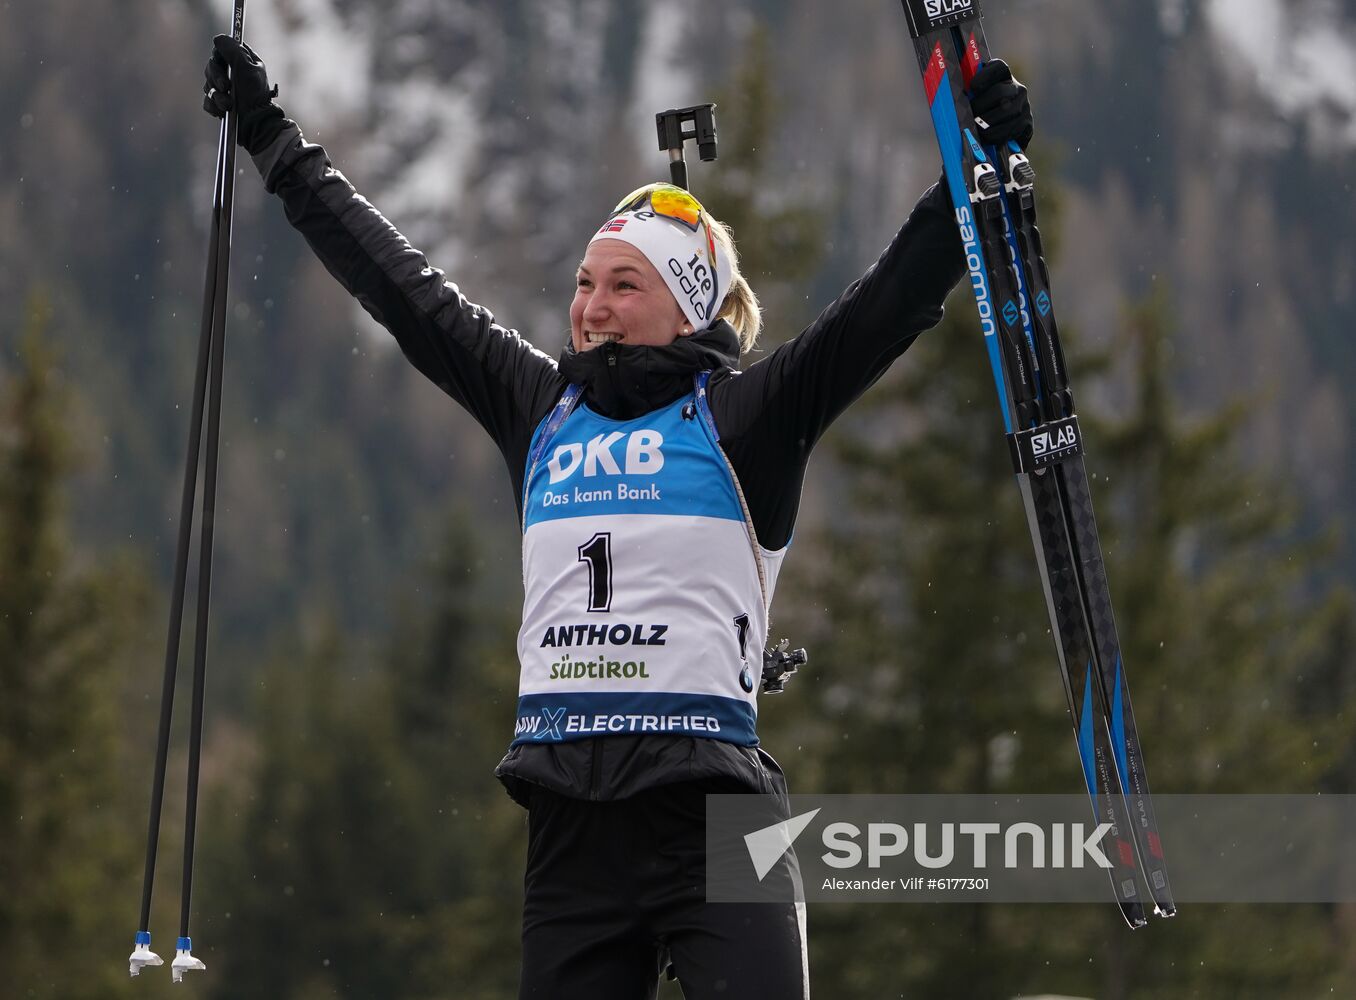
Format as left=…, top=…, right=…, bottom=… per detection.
left=612, top=183, right=706, bottom=231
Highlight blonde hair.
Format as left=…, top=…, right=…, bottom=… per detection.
left=622, top=184, right=763, bottom=354
left=705, top=214, right=762, bottom=354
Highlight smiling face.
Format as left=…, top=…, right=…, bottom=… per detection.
left=570, top=239, right=691, bottom=353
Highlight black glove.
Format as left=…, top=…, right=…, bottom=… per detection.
left=202, top=34, right=285, bottom=154
left=968, top=59, right=1033, bottom=151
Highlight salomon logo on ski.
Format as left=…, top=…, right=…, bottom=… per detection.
left=955, top=205, right=996, bottom=341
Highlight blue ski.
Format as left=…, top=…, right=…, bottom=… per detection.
left=899, top=0, right=1174, bottom=924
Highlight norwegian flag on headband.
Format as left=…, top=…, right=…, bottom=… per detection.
left=597, top=218, right=628, bottom=234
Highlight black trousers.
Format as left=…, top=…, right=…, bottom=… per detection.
left=518, top=780, right=808, bottom=1000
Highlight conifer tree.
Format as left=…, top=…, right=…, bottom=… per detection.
left=779, top=285, right=1354, bottom=997
left=0, top=294, right=153, bottom=999
left=380, top=507, right=525, bottom=999
left=700, top=24, right=826, bottom=346
left=202, top=510, right=523, bottom=1000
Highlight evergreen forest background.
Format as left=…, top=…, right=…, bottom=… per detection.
left=2, top=1, right=1354, bottom=997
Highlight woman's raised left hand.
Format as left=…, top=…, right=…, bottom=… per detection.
left=969, top=59, right=1034, bottom=150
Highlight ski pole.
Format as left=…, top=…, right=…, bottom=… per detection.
left=128, top=76, right=226, bottom=989
left=173, top=0, right=248, bottom=980
left=129, top=0, right=247, bottom=979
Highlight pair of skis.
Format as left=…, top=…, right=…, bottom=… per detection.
left=900, top=0, right=1175, bottom=926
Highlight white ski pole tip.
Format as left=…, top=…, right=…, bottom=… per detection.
left=170, top=937, right=206, bottom=982
left=129, top=931, right=163, bottom=977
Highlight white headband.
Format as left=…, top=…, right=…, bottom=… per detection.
left=588, top=208, right=733, bottom=332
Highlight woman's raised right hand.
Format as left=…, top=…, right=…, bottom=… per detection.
left=202, top=34, right=278, bottom=120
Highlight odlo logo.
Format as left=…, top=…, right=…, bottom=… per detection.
left=1031, top=424, right=1078, bottom=458
left=926, top=0, right=974, bottom=18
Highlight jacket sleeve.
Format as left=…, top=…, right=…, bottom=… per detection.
left=712, top=178, right=966, bottom=550
left=249, top=120, right=566, bottom=499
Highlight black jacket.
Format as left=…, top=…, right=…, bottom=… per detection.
left=250, top=120, right=965, bottom=806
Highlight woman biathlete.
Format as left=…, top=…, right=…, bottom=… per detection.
left=204, top=34, right=1032, bottom=1000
